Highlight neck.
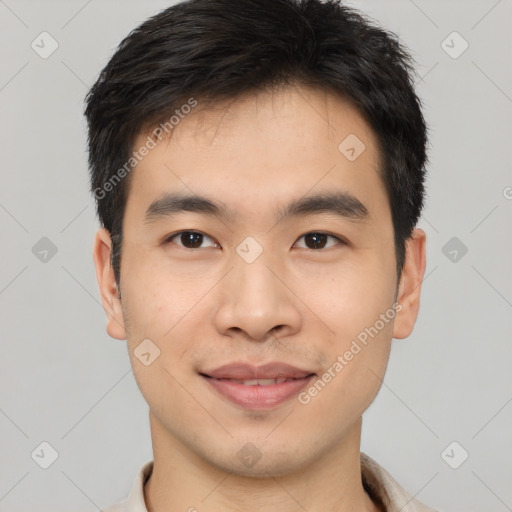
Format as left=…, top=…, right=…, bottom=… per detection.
left=144, top=414, right=380, bottom=512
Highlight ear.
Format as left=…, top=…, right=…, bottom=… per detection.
left=92, top=228, right=127, bottom=340
left=392, top=228, right=427, bottom=340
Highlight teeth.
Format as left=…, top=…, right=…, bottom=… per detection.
left=241, top=379, right=259, bottom=386
left=228, top=378, right=293, bottom=386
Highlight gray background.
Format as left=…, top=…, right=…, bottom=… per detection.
left=1, top=0, right=511, bottom=511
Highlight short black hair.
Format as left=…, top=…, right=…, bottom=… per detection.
left=85, top=0, right=428, bottom=288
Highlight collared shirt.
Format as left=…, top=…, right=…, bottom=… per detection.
left=102, top=452, right=439, bottom=512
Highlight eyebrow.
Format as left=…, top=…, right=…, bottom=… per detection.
left=144, top=191, right=369, bottom=225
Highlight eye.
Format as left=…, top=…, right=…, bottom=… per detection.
left=164, top=231, right=218, bottom=249
left=294, top=232, right=344, bottom=250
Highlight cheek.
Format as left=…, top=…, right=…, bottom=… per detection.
left=121, top=246, right=195, bottom=332
left=121, top=255, right=212, bottom=377
left=303, top=305, right=393, bottom=422
left=122, top=291, right=199, bottom=416
left=296, top=253, right=396, bottom=394
left=294, top=254, right=395, bottom=337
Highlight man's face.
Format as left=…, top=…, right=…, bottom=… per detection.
left=95, top=85, right=419, bottom=476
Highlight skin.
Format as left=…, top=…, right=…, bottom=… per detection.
left=93, top=84, right=426, bottom=512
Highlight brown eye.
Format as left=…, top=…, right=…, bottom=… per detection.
left=294, top=232, right=342, bottom=250
left=166, top=231, right=217, bottom=249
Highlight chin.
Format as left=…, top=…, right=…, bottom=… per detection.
left=205, top=443, right=311, bottom=479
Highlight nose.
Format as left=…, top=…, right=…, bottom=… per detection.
left=212, top=254, right=302, bottom=343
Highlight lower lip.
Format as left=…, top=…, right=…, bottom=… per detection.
left=202, top=375, right=314, bottom=410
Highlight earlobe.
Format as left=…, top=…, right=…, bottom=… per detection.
left=392, top=228, right=427, bottom=340
left=92, top=228, right=127, bottom=340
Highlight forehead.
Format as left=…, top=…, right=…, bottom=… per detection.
left=126, top=84, right=389, bottom=226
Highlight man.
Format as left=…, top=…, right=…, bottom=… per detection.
left=86, top=0, right=437, bottom=510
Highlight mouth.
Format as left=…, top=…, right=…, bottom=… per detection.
left=200, top=373, right=316, bottom=410
left=200, top=374, right=314, bottom=385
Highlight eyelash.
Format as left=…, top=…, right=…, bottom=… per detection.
left=163, top=230, right=346, bottom=250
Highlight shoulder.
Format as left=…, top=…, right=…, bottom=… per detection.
left=361, top=452, right=441, bottom=512
left=101, top=459, right=153, bottom=512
